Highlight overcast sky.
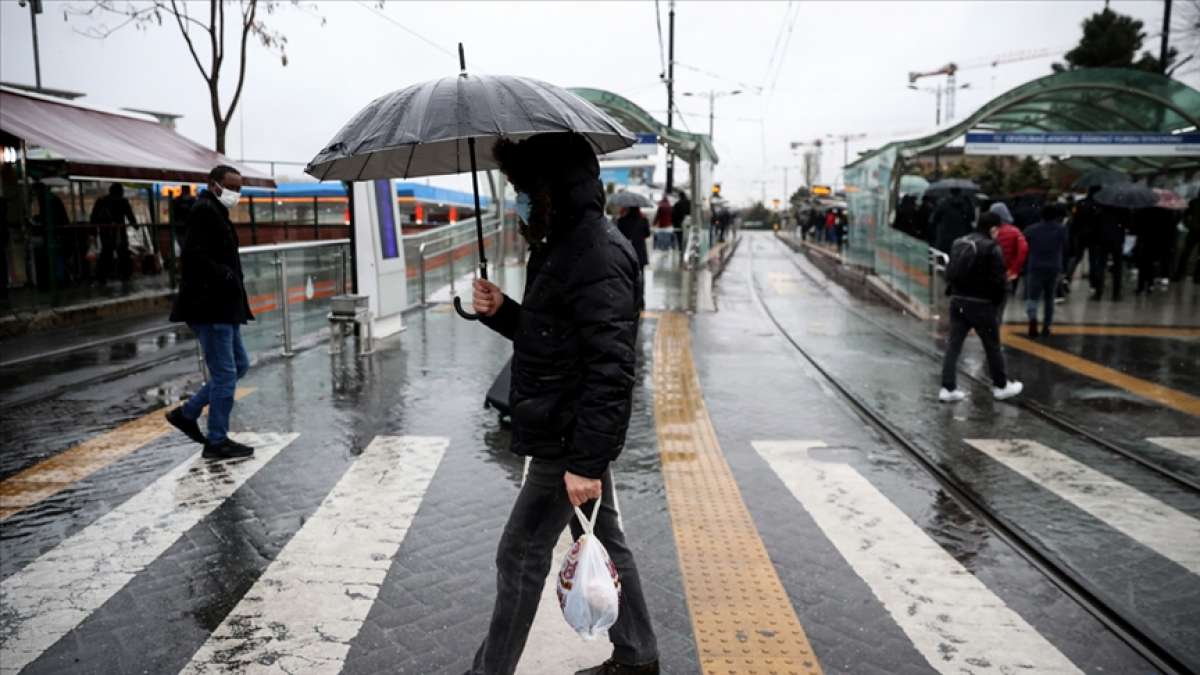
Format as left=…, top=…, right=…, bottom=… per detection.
left=2, top=0, right=1194, bottom=204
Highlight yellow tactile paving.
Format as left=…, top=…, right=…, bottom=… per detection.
left=1002, top=324, right=1200, bottom=338
left=654, top=312, right=822, bottom=675
left=1001, top=332, right=1200, bottom=417
left=0, top=387, right=255, bottom=520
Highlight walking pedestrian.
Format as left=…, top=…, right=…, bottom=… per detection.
left=989, top=202, right=1028, bottom=298
left=917, top=194, right=936, bottom=244
left=165, top=165, right=256, bottom=460
left=671, top=190, right=690, bottom=254
left=467, top=133, right=659, bottom=675
left=653, top=195, right=672, bottom=252
left=1089, top=204, right=1127, bottom=300
left=1064, top=186, right=1101, bottom=295
left=616, top=205, right=650, bottom=309
left=1022, top=203, right=1068, bottom=337
left=89, top=183, right=137, bottom=285
left=938, top=214, right=1023, bottom=403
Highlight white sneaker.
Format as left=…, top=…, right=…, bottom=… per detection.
left=939, top=388, right=966, bottom=403
left=993, top=380, right=1024, bottom=400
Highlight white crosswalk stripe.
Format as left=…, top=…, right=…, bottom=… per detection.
left=966, top=438, right=1200, bottom=575
left=0, top=432, right=298, bottom=675
left=754, top=440, right=1083, bottom=674
left=179, top=435, right=448, bottom=675
left=1146, top=437, right=1200, bottom=462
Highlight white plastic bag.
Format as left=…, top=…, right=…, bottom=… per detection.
left=556, top=496, right=621, bottom=639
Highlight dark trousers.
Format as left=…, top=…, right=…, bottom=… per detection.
left=1025, top=269, right=1058, bottom=328
left=1089, top=241, right=1123, bottom=296
left=1176, top=230, right=1200, bottom=281
left=469, top=459, right=658, bottom=675
left=941, top=297, right=1008, bottom=391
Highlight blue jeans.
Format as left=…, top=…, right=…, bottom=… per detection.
left=1025, top=269, right=1058, bottom=328
left=181, top=323, right=250, bottom=443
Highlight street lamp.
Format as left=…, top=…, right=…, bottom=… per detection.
left=682, top=89, right=743, bottom=141
left=907, top=82, right=969, bottom=180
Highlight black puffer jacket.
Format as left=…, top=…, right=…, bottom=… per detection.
left=481, top=168, right=640, bottom=479
left=169, top=191, right=254, bottom=325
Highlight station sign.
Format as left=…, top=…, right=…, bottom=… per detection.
left=604, top=133, right=660, bottom=160
left=964, top=131, right=1200, bottom=157
left=811, top=185, right=833, bottom=197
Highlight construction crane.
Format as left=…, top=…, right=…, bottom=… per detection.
left=908, top=63, right=961, bottom=121
left=907, top=46, right=1067, bottom=123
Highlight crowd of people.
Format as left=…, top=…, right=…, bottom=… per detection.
left=795, top=203, right=849, bottom=251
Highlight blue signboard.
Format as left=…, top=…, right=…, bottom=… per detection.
left=964, top=131, right=1200, bottom=156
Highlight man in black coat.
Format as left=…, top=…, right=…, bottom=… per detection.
left=165, top=165, right=255, bottom=460
left=90, top=183, right=137, bottom=285
left=468, top=133, right=659, bottom=675
left=670, top=190, right=690, bottom=253
left=938, top=214, right=1023, bottom=403
left=932, top=188, right=975, bottom=253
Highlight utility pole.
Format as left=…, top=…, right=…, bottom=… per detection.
left=1161, top=0, right=1173, bottom=74
left=665, top=0, right=676, bottom=194
left=21, top=0, right=44, bottom=89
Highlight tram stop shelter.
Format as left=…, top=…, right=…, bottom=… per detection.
left=569, top=88, right=719, bottom=242
left=843, top=68, right=1200, bottom=315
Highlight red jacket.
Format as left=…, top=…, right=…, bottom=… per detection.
left=994, top=223, right=1028, bottom=279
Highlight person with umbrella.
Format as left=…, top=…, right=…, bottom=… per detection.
left=1089, top=183, right=1157, bottom=300
left=469, top=133, right=659, bottom=675
left=1176, top=196, right=1200, bottom=283
left=931, top=187, right=976, bottom=254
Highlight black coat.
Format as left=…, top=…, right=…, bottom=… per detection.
left=932, top=196, right=975, bottom=254
left=616, top=210, right=650, bottom=266
left=481, top=175, right=640, bottom=479
left=169, top=191, right=253, bottom=325
left=947, top=232, right=1006, bottom=304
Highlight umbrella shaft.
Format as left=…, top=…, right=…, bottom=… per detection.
left=467, top=136, right=489, bottom=281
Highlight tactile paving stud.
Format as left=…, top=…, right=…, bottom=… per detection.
left=654, top=313, right=823, bottom=675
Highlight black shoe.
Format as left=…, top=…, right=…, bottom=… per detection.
left=166, top=408, right=207, bottom=445
left=202, top=438, right=254, bottom=460
left=575, top=659, right=660, bottom=675
left=1027, top=318, right=1038, bottom=338
left=1041, top=325, right=1051, bottom=337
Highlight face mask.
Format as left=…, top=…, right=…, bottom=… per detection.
left=217, top=186, right=241, bottom=209
left=515, top=191, right=531, bottom=224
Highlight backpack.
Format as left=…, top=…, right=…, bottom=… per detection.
left=945, top=235, right=981, bottom=286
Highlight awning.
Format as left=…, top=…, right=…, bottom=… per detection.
left=568, top=88, right=718, bottom=164
left=0, top=87, right=275, bottom=187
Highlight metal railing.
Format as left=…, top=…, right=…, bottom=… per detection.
left=406, top=215, right=523, bottom=306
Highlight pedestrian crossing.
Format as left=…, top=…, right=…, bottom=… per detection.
left=2, top=427, right=1198, bottom=673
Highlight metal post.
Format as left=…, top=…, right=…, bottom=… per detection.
left=248, top=195, right=258, bottom=245
left=312, top=195, right=320, bottom=239
left=338, top=246, right=348, bottom=294
left=28, top=0, right=42, bottom=89
left=419, top=246, right=427, bottom=304
left=166, top=194, right=178, bottom=288
left=708, top=90, right=715, bottom=139
left=448, top=241, right=456, bottom=294
left=274, top=250, right=294, bottom=356
left=1161, top=0, right=1173, bottom=74
left=665, top=0, right=676, bottom=193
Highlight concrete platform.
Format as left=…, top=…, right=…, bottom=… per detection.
left=1, top=233, right=1195, bottom=673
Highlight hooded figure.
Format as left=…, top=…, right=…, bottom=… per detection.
left=989, top=202, right=1028, bottom=282
left=467, top=133, right=660, bottom=675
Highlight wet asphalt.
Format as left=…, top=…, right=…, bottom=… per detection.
left=1, top=234, right=1197, bottom=672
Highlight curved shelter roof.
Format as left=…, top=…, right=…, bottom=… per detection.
left=568, top=87, right=718, bottom=164
left=849, top=68, right=1200, bottom=175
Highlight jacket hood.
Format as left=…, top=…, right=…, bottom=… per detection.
left=989, top=202, right=1014, bottom=223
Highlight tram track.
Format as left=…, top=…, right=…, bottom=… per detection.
left=745, top=235, right=1192, bottom=675
left=768, top=233, right=1200, bottom=495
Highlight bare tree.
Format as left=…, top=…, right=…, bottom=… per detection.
left=68, top=1, right=323, bottom=154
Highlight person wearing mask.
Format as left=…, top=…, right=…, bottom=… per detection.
left=1173, top=196, right=1200, bottom=284
left=670, top=190, right=691, bottom=254
left=616, top=205, right=651, bottom=309
left=90, top=183, right=137, bottom=285
left=1023, top=203, right=1068, bottom=337
left=988, top=201, right=1028, bottom=299
left=938, top=213, right=1023, bottom=403
left=468, top=133, right=659, bottom=675
left=166, top=165, right=256, bottom=460
left=1090, top=204, right=1127, bottom=300
left=932, top=188, right=975, bottom=254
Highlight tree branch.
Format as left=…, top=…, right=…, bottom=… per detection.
left=168, top=0, right=209, bottom=81
left=223, top=0, right=258, bottom=124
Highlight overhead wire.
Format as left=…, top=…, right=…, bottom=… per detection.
left=354, top=1, right=458, bottom=62
left=760, top=1, right=794, bottom=91
left=654, top=0, right=667, bottom=78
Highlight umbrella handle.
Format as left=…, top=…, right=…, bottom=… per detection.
left=453, top=296, right=480, bottom=321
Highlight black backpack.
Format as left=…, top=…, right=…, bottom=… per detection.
left=945, top=235, right=981, bottom=286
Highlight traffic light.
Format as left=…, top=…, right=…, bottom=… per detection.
left=711, top=183, right=721, bottom=197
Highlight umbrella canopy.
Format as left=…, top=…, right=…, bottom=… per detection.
left=1152, top=188, right=1188, bottom=211
left=609, top=191, right=653, bottom=208
left=306, top=74, right=635, bottom=181
left=899, top=174, right=929, bottom=196
left=925, top=178, right=980, bottom=195
left=1094, top=183, right=1158, bottom=209
left=1072, top=168, right=1131, bottom=190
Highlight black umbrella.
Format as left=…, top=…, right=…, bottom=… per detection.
left=924, top=178, right=980, bottom=196
left=1093, top=183, right=1158, bottom=209
left=1072, top=168, right=1130, bottom=190
left=306, top=44, right=635, bottom=319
